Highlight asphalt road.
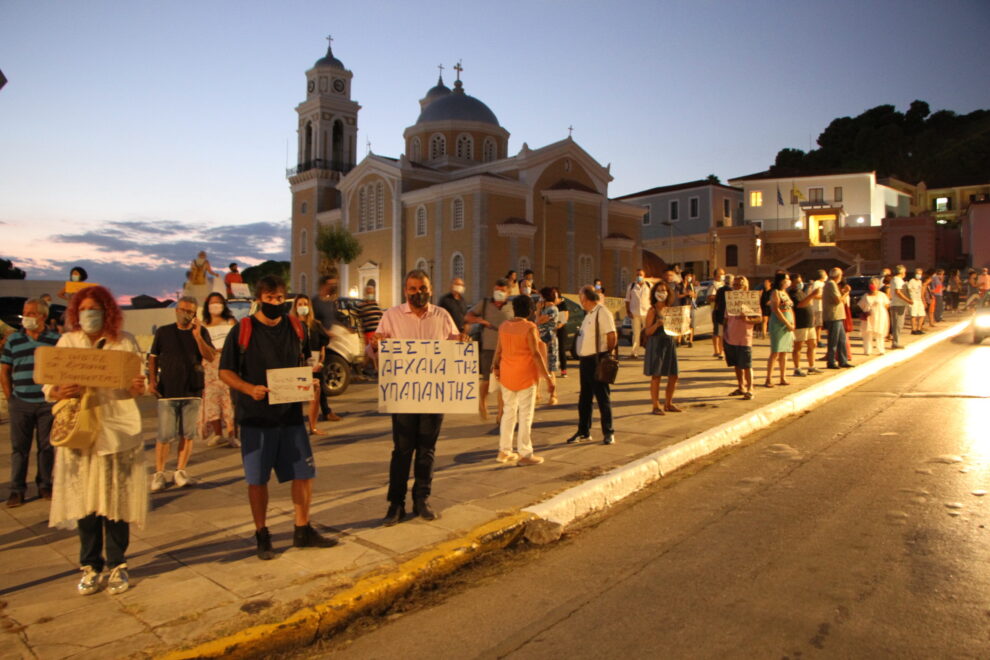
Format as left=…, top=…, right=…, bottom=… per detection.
left=305, top=333, right=990, bottom=659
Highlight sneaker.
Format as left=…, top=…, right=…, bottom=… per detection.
left=107, top=564, right=129, bottom=595
left=559, top=371, right=568, bottom=378
left=255, top=526, right=276, bottom=560
left=413, top=498, right=439, bottom=521
left=173, top=469, right=196, bottom=488
left=566, top=433, right=591, bottom=444
left=226, top=436, right=241, bottom=448
left=517, top=454, right=545, bottom=466
left=77, top=566, right=104, bottom=596
left=495, top=450, right=519, bottom=463
left=205, top=433, right=223, bottom=447
left=150, top=471, right=167, bottom=492
left=603, top=434, right=616, bottom=445
left=5, top=491, right=24, bottom=508
left=807, top=367, right=823, bottom=374
left=793, top=368, right=807, bottom=377
left=293, top=523, right=338, bottom=548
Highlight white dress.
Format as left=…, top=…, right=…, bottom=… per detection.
left=44, top=331, right=148, bottom=530
left=907, top=279, right=925, bottom=317
left=861, top=292, right=890, bottom=336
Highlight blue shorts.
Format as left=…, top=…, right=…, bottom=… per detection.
left=157, top=398, right=201, bottom=444
left=240, top=424, right=316, bottom=485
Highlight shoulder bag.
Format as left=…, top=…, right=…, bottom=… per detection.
left=594, top=307, right=619, bottom=384
left=50, top=338, right=105, bottom=450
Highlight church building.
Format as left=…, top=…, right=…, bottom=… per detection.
left=288, top=42, right=645, bottom=305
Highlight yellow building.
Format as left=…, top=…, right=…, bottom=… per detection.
left=289, top=44, right=644, bottom=304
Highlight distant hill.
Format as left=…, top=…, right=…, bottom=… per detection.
left=771, top=101, right=990, bottom=188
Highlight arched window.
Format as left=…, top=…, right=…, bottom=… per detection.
left=410, top=137, right=421, bottom=162
left=300, top=273, right=307, bottom=295
left=518, top=256, right=531, bottom=277
left=456, top=134, right=473, bottom=160
left=415, top=205, right=427, bottom=237
left=300, top=229, right=308, bottom=255
left=619, top=267, right=630, bottom=294
left=451, top=252, right=465, bottom=281
left=901, top=235, right=916, bottom=261
left=578, top=255, right=593, bottom=288
left=304, top=121, right=313, bottom=163
left=483, top=138, right=496, bottom=163
left=430, top=134, right=446, bottom=159
left=452, top=197, right=464, bottom=230
left=725, top=244, right=739, bottom=268
left=358, top=186, right=367, bottom=231
left=332, top=120, right=344, bottom=164
left=375, top=181, right=384, bottom=229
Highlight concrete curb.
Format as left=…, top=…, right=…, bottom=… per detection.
left=158, top=512, right=534, bottom=660
left=521, top=320, right=969, bottom=539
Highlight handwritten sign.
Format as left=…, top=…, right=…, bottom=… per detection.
left=377, top=339, right=478, bottom=414
left=207, top=325, right=232, bottom=349
left=265, top=367, right=314, bottom=405
left=34, top=346, right=142, bottom=389
left=726, top=290, right=763, bottom=317
left=65, top=281, right=98, bottom=294
left=663, top=306, right=691, bottom=337
left=229, top=283, right=251, bottom=298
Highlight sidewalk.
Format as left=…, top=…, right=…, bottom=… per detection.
left=0, top=313, right=969, bottom=659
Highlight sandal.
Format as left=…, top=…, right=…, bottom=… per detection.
left=728, top=388, right=744, bottom=396
left=778, top=380, right=790, bottom=386
left=763, top=381, right=774, bottom=388
left=664, top=404, right=683, bottom=413
left=651, top=407, right=665, bottom=415
left=742, top=391, right=754, bottom=400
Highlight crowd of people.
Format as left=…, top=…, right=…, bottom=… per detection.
left=0, top=258, right=984, bottom=598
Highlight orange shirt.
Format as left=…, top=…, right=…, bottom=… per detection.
left=497, top=319, right=539, bottom=391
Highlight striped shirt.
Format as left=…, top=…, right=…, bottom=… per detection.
left=1, top=329, right=60, bottom=403
left=358, top=300, right=383, bottom=333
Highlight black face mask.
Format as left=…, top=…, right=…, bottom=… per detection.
left=408, top=292, right=430, bottom=308
left=260, top=302, right=285, bottom=320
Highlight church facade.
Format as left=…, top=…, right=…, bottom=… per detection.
left=288, top=43, right=645, bottom=305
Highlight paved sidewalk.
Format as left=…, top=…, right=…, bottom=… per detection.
left=0, top=313, right=967, bottom=659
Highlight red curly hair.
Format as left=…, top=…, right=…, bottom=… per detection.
left=66, top=285, right=124, bottom=341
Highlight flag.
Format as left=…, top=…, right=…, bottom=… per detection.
left=776, top=186, right=784, bottom=206
left=791, top=182, right=805, bottom=202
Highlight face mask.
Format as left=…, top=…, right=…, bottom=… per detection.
left=868, top=284, right=878, bottom=292
left=655, top=288, right=667, bottom=302
left=297, top=305, right=310, bottom=316
left=594, top=284, right=602, bottom=291
left=364, top=294, right=375, bottom=301
left=79, top=309, right=104, bottom=334
left=196, top=257, right=205, bottom=265
left=636, top=276, right=644, bottom=283
left=327, top=286, right=338, bottom=296
left=520, top=287, right=531, bottom=296
left=493, top=290, right=507, bottom=302
left=177, top=311, right=195, bottom=326
left=452, top=284, right=465, bottom=295
left=260, top=302, right=285, bottom=320
left=209, top=303, right=224, bottom=316
left=22, top=316, right=39, bottom=331
left=408, top=292, right=430, bottom=308
left=70, top=273, right=80, bottom=282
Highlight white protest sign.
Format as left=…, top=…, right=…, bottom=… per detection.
left=726, top=290, right=763, bottom=317
left=662, top=305, right=691, bottom=337
left=265, top=367, right=313, bottom=405
left=377, top=339, right=479, bottom=414
left=207, top=325, right=232, bottom=349
left=230, top=283, right=251, bottom=298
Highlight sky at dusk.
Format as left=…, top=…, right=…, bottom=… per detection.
left=1, top=0, right=988, bottom=300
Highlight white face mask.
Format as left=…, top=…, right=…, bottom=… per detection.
left=493, top=290, right=507, bottom=302
left=452, top=284, right=465, bottom=295
left=22, top=316, right=40, bottom=331
left=70, top=273, right=80, bottom=282
left=79, top=309, right=104, bottom=334
left=655, top=288, right=667, bottom=303
left=209, top=303, right=224, bottom=316
left=297, top=305, right=310, bottom=316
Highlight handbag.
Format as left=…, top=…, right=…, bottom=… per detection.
left=50, top=338, right=105, bottom=450
left=594, top=308, right=619, bottom=384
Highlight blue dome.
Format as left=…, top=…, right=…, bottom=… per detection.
left=416, top=80, right=499, bottom=126
left=424, top=75, right=451, bottom=102
left=314, top=44, right=345, bottom=70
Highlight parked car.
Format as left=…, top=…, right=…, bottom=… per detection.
left=0, top=296, right=67, bottom=330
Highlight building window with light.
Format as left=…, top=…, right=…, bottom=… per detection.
left=452, top=197, right=464, bottom=230
left=750, top=191, right=763, bottom=207
left=430, top=134, right=446, bottom=159
left=415, top=206, right=427, bottom=237
left=934, top=197, right=951, bottom=212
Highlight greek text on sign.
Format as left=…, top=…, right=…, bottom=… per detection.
left=378, top=339, right=478, bottom=414
left=663, top=305, right=691, bottom=337
left=726, top=290, right=763, bottom=317
left=33, top=346, right=142, bottom=389
left=266, top=367, right=313, bottom=405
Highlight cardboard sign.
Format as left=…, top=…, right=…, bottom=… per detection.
left=229, top=283, right=251, bottom=298
left=65, top=281, right=97, bottom=294
left=726, top=290, right=763, bottom=317
left=207, top=325, right=232, bottom=349
left=377, top=339, right=479, bottom=414
left=265, top=367, right=314, bottom=405
left=34, top=346, right=142, bottom=389
left=662, top=305, right=691, bottom=337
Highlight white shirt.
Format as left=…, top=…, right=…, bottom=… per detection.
left=625, top=281, right=652, bottom=317
left=889, top=276, right=907, bottom=307
left=576, top=304, right=616, bottom=356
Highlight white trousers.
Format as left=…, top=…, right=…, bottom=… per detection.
left=630, top=315, right=645, bottom=356
left=862, top=330, right=886, bottom=355
left=499, top=384, right=536, bottom=457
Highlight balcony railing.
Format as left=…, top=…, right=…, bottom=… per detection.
left=286, top=159, right=355, bottom=178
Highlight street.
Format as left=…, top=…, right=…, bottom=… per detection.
left=312, top=334, right=990, bottom=659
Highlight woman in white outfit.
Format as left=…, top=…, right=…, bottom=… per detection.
left=859, top=277, right=890, bottom=355
left=906, top=269, right=926, bottom=334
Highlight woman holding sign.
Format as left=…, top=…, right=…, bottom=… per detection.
left=643, top=278, right=681, bottom=414
left=290, top=295, right=329, bottom=436
left=44, top=285, right=147, bottom=597
left=723, top=276, right=758, bottom=400
left=764, top=272, right=795, bottom=388
left=200, top=293, right=237, bottom=447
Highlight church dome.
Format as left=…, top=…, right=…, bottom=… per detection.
left=314, top=44, right=345, bottom=70
left=416, top=79, right=499, bottom=126
left=424, top=75, right=451, bottom=102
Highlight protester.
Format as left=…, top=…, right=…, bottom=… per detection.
left=312, top=276, right=343, bottom=422
left=758, top=278, right=773, bottom=339
left=522, top=269, right=536, bottom=293
left=978, top=267, right=990, bottom=306
left=186, top=251, right=219, bottom=303
left=811, top=269, right=827, bottom=347
left=492, top=294, right=554, bottom=466
left=148, top=296, right=215, bottom=491
left=57, top=266, right=89, bottom=301
left=291, top=295, right=329, bottom=435
left=624, top=269, right=651, bottom=359
left=555, top=289, right=571, bottom=378
left=677, top=271, right=697, bottom=347
left=505, top=270, right=520, bottom=296
left=643, top=277, right=681, bottom=414
left=45, top=285, right=147, bottom=596
left=723, top=276, right=757, bottom=399
left=372, top=269, right=462, bottom=525
left=224, top=263, right=244, bottom=298
left=438, top=277, right=468, bottom=333
left=932, top=268, right=945, bottom=323
left=946, top=269, right=962, bottom=312
left=888, top=265, right=911, bottom=349
left=593, top=278, right=606, bottom=296
left=823, top=268, right=853, bottom=368
left=790, top=275, right=821, bottom=377
left=536, top=287, right=560, bottom=405
left=464, top=278, right=514, bottom=423
left=907, top=268, right=927, bottom=334
left=708, top=268, right=726, bottom=358
left=1, top=298, right=59, bottom=507
left=219, top=275, right=336, bottom=559
left=40, top=293, right=60, bottom=331
left=358, top=285, right=383, bottom=374
left=200, top=293, right=237, bottom=447
left=764, top=272, right=795, bottom=387
left=567, top=285, right=617, bottom=444
left=860, top=277, right=890, bottom=355
left=518, top=278, right=533, bottom=298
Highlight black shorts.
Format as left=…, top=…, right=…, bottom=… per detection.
left=724, top=343, right=752, bottom=369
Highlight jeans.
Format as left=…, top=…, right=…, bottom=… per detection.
left=825, top=320, right=850, bottom=367
left=889, top=306, right=907, bottom=347
left=78, top=514, right=129, bottom=571
left=499, top=385, right=536, bottom=457
left=934, top=295, right=944, bottom=322
left=578, top=354, right=614, bottom=436
left=8, top=396, right=54, bottom=494
left=388, top=413, right=443, bottom=504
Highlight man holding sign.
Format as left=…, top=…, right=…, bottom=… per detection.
left=219, top=275, right=335, bottom=559
left=373, top=269, right=462, bottom=526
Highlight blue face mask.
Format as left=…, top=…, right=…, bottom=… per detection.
left=636, top=276, right=644, bottom=283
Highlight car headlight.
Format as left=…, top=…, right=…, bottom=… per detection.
left=974, top=315, right=990, bottom=329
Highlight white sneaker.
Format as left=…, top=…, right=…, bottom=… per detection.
left=205, top=433, right=222, bottom=447
left=173, top=469, right=196, bottom=488
left=150, top=471, right=167, bottom=492
left=517, top=454, right=545, bottom=466
left=107, top=564, right=129, bottom=595
left=226, top=436, right=241, bottom=448
left=77, top=566, right=104, bottom=596
left=495, top=450, right=519, bottom=463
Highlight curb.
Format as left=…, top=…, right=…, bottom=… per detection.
left=159, top=512, right=534, bottom=660
left=521, top=320, right=969, bottom=540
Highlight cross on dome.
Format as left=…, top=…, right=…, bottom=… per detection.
left=453, top=60, right=463, bottom=81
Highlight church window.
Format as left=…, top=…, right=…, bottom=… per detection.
left=483, top=138, right=496, bottom=163
left=518, top=256, right=531, bottom=277
left=456, top=134, right=474, bottom=160
left=300, top=273, right=307, bottom=295
left=300, top=229, right=308, bottom=255
left=578, top=255, right=593, bottom=288
left=304, top=122, right=313, bottom=163
left=901, top=235, right=916, bottom=261
left=619, top=268, right=630, bottom=294
left=452, top=198, right=464, bottom=230
left=451, top=252, right=465, bottom=281
left=300, top=201, right=308, bottom=215
left=410, top=137, right=421, bottom=161
left=430, top=134, right=446, bottom=159
left=416, top=206, right=427, bottom=237
left=375, top=182, right=384, bottom=229
left=358, top=187, right=367, bottom=232
left=725, top=244, right=738, bottom=268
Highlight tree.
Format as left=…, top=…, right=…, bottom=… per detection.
left=705, top=173, right=721, bottom=184
left=241, top=260, right=291, bottom=293
left=315, top=223, right=362, bottom=277
left=0, top=258, right=26, bottom=279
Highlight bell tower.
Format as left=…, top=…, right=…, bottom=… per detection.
left=288, top=37, right=361, bottom=294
